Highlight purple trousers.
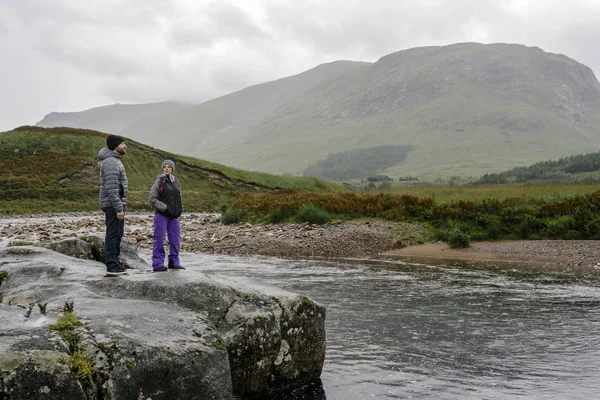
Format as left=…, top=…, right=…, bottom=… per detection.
left=152, top=213, right=180, bottom=269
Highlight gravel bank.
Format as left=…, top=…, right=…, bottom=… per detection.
left=2, top=212, right=599, bottom=275
left=0, top=212, right=426, bottom=258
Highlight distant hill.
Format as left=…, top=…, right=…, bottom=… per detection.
left=36, top=101, right=188, bottom=135
left=122, top=43, right=600, bottom=180
left=36, top=43, right=600, bottom=180
left=476, top=151, right=600, bottom=184
left=0, top=126, right=344, bottom=214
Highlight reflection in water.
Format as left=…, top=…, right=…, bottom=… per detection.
left=178, top=253, right=600, bottom=400
left=268, top=379, right=326, bottom=400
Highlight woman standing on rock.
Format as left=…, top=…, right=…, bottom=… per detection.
left=149, top=160, right=185, bottom=272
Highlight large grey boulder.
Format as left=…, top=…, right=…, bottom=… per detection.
left=41, top=238, right=95, bottom=260
left=0, top=348, right=86, bottom=400
left=0, top=244, right=325, bottom=399
left=79, top=235, right=149, bottom=270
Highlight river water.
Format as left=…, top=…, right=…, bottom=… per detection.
left=178, top=252, right=600, bottom=400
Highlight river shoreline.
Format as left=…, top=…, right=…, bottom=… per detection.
left=2, top=211, right=600, bottom=276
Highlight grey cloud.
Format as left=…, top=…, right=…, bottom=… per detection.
left=167, top=2, right=268, bottom=50
left=5, top=0, right=174, bottom=79
left=2, top=0, right=600, bottom=132
left=262, top=0, right=515, bottom=60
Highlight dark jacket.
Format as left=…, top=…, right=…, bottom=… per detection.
left=98, top=148, right=128, bottom=211
left=149, top=174, right=182, bottom=218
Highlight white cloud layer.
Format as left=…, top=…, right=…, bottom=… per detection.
left=1, top=0, right=599, bottom=131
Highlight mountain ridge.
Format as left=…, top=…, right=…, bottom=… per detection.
left=36, top=101, right=189, bottom=136
left=34, top=42, right=600, bottom=180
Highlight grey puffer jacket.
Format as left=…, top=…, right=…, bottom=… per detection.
left=98, top=148, right=128, bottom=211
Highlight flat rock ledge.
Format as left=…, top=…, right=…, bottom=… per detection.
left=0, top=240, right=325, bottom=400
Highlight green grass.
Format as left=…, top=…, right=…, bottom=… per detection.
left=0, top=271, right=8, bottom=285
left=379, top=182, right=600, bottom=204
left=68, top=350, right=94, bottom=385
left=0, top=270, right=7, bottom=302
left=49, top=311, right=82, bottom=332
left=49, top=310, right=94, bottom=391
left=0, top=126, right=344, bottom=215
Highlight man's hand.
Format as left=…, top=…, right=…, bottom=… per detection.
left=117, top=211, right=125, bottom=220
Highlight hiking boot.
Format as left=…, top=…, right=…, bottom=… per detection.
left=153, top=266, right=168, bottom=272
left=168, top=260, right=185, bottom=270
left=106, top=267, right=128, bottom=276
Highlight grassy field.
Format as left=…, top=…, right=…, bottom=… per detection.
left=0, top=126, right=344, bottom=215
left=381, top=182, right=600, bottom=204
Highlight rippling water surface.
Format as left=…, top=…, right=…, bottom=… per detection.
left=178, top=253, right=600, bottom=400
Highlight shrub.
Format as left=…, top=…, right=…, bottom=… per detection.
left=218, top=201, right=229, bottom=213
left=485, top=224, right=503, bottom=240
left=564, top=230, right=583, bottom=240
left=296, top=205, right=332, bottom=225
left=469, top=229, right=489, bottom=241
left=266, top=209, right=286, bottom=224
left=542, top=216, right=574, bottom=238
left=584, top=218, right=600, bottom=239
left=447, top=228, right=471, bottom=248
left=518, top=214, right=544, bottom=239
left=221, top=209, right=243, bottom=225
left=434, top=227, right=450, bottom=242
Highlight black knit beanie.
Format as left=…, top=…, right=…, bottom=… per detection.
left=106, top=135, right=125, bottom=150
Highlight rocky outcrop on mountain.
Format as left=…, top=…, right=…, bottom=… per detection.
left=0, top=242, right=326, bottom=399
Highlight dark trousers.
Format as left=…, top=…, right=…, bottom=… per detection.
left=103, top=207, right=125, bottom=271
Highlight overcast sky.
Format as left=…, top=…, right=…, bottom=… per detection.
left=1, top=0, right=599, bottom=132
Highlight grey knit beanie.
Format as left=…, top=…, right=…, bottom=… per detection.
left=162, top=160, right=175, bottom=172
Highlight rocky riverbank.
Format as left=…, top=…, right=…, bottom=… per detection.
left=2, top=212, right=600, bottom=275
left=0, top=212, right=427, bottom=258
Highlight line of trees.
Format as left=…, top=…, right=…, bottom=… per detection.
left=477, top=151, right=600, bottom=184
left=303, top=145, right=413, bottom=181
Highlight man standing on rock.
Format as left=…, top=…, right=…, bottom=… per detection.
left=98, top=135, right=129, bottom=276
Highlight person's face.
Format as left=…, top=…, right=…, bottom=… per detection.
left=115, top=141, right=127, bottom=155
left=163, top=164, right=172, bottom=175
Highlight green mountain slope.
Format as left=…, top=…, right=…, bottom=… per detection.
left=121, top=43, right=600, bottom=180
left=0, top=126, right=344, bottom=214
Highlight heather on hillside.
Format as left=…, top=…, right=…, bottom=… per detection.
left=231, top=189, right=600, bottom=241
left=0, top=126, right=344, bottom=214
